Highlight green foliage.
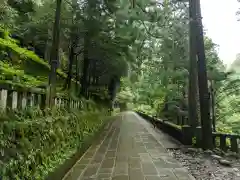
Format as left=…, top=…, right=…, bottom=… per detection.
left=111, top=0, right=240, bottom=136
left=0, top=106, right=109, bottom=180
left=0, top=0, right=18, bottom=29
left=0, top=0, right=238, bottom=165
left=214, top=72, right=240, bottom=134
left=116, top=78, right=134, bottom=104
left=0, top=37, right=49, bottom=67
left=192, top=137, right=196, bottom=146
left=134, top=104, right=156, bottom=116
left=0, top=27, right=77, bottom=88
left=0, top=61, right=43, bottom=87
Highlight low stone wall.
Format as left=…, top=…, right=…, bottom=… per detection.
left=136, top=111, right=192, bottom=146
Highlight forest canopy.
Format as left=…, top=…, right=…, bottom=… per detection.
left=0, top=0, right=240, bottom=134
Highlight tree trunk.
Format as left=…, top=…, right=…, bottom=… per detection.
left=195, top=74, right=201, bottom=125
left=194, top=0, right=213, bottom=149
left=210, top=80, right=216, bottom=132
left=188, top=0, right=199, bottom=129
left=44, top=28, right=51, bottom=62
left=64, top=43, right=75, bottom=90
left=80, top=32, right=90, bottom=97
left=48, top=0, right=62, bottom=107
left=75, top=55, right=80, bottom=94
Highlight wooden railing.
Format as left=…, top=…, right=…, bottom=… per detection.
left=0, top=83, right=82, bottom=111
left=137, top=111, right=240, bottom=153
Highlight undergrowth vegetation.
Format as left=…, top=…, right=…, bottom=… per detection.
left=0, top=103, right=109, bottom=180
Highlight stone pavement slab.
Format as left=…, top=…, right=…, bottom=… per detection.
left=63, top=111, right=195, bottom=180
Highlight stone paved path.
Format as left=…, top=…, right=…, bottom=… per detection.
left=63, top=111, right=195, bottom=180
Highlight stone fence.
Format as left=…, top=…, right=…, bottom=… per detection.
left=137, top=111, right=240, bottom=153
left=0, top=83, right=82, bottom=112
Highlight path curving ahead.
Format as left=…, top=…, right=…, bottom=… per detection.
left=63, top=111, right=195, bottom=180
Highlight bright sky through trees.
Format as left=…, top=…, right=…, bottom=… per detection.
left=201, top=0, right=240, bottom=67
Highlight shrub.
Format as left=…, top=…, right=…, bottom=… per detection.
left=0, top=106, right=109, bottom=180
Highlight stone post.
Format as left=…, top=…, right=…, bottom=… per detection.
left=182, top=125, right=192, bottom=145
left=195, top=126, right=202, bottom=148
left=40, top=94, right=46, bottom=110
left=12, top=91, right=18, bottom=109
left=0, top=89, right=7, bottom=111
left=22, top=92, right=27, bottom=109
